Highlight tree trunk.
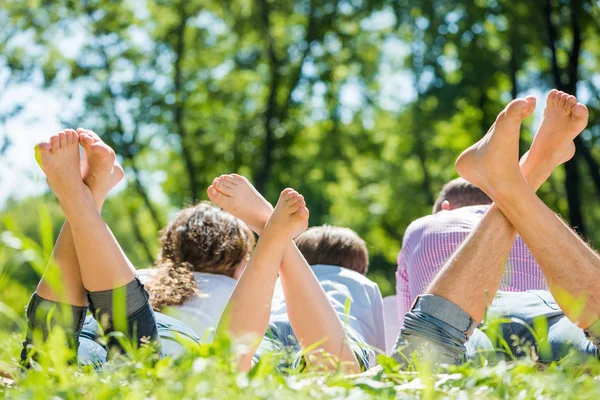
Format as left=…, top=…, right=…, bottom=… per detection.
left=172, top=2, right=200, bottom=201
left=254, top=0, right=281, bottom=194
left=128, top=207, right=156, bottom=266
left=544, top=0, right=586, bottom=234
left=130, top=163, right=165, bottom=229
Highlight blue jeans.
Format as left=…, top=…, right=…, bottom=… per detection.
left=21, top=278, right=162, bottom=366
left=78, top=312, right=202, bottom=367
left=254, top=317, right=373, bottom=371
left=392, top=290, right=600, bottom=366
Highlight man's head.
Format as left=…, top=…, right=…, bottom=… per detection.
left=294, top=225, right=369, bottom=275
left=432, top=178, right=492, bottom=214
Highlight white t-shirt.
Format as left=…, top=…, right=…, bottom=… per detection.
left=138, top=269, right=237, bottom=341
left=173, top=272, right=237, bottom=341
left=139, top=265, right=386, bottom=352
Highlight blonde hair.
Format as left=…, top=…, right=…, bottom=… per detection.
left=146, top=202, right=255, bottom=310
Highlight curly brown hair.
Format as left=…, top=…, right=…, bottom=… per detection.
left=146, top=202, right=255, bottom=311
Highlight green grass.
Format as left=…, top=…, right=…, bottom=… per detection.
left=3, top=325, right=600, bottom=399
left=2, top=212, right=600, bottom=399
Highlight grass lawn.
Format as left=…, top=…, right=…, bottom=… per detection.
left=2, top=325, right=600, bottom=399
left=1, top=223, right=600, bottom=399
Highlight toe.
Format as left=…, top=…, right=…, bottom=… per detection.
left=572, top=103, right=589, bottom=120
left=281, top=188, right=295, bottom=198
left=215, top=177, right=234, bottom=190
left=35, top=141, right=51, bottom=154
left=86, top=130, right=100, bottom=141
left=552, top=91, right=563, bottom=106
left=557, top=93, right=568, bottom=108
left=208, top=185, right=227, bottom=202
left=230, top=174, right=245, bottom=182
left=547, top=89, right=558, bottom=104
left=80, top=133, right=94, bottom=149
left=67, top=129, right=79, bottom=142
left=504, top=98, right=531, bottom=120
left=58, top=132, right=68, bottom=148
left=67, top=130, right=77, bottom=145
left=296, top=207, right=310, bottom=221
left=222, top=175, right=238, bottom=184
left=34, top=141, right=51, bottom=164
left=284, top=191, right=299, bottom=202
left=50, top=135, right=60, bottom=151
left=565, top=95, right=577, bottom=112
left=214, top=178, right=235, bottom=195
left=523, top=96, right=536, bottom=117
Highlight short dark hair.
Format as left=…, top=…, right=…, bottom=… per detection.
left=294, top=225, right=369, bottom=275
left=432, top=178, right=492, bottom=213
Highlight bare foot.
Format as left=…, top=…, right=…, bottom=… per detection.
left=455, top=97, right=536, bottom=195
left=262, top=188, right=309, bottom=240
left=35, top=129, right=87, bottom=202
left=78, top=128, right=124, bottom=202
left=528, top=90, right=588, bottom=167
left=207, top=174, right=273, bottom=234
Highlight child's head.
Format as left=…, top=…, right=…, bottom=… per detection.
left=294, top=225, right=369, bottom=275
left=147, top=202, right=255, bottom=310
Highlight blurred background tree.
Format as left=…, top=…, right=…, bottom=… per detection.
left=1, top=0, right=600, bottom=299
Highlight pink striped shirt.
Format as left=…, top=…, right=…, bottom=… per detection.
left=396, top=205, right=548, bottom=324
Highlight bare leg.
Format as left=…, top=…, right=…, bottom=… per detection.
left=35, top=130, right=135, bottom=293
left=427, top=91, right=581, bottom=322
left=457, top=92, right=598, bottom=327
left=211, top=179, right=360, bottom=373
left=217, top=188, right=312, bottom=370
left=36, top=129, right=124, bottom=305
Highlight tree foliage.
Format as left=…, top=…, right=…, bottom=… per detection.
left=1, top=0, right=600, bottom=293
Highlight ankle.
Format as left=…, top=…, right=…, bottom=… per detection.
left=487, top=176, right=530, bottom=206
left=520, top=158, right=553, bottom=192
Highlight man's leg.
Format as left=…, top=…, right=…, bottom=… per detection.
left=209, top=176, right=361, bottom=373
left=457, top=93, right=599, bottom=328
left=428, top=91, right=580, bottom=322
left=395, top=91, right=585, bottom=365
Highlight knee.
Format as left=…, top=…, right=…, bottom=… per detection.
left=392, top=295, right=478, bottom=367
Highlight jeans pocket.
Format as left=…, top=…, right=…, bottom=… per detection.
left=529, top=291, right=560, bottom=311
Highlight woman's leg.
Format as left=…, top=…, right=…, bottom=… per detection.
left=33, top=130, right=158, bottom=356
left=209, top=176, right=360, bottom=373
left=23, top=130, right=92, bottom=364
left=36, top=128, right=123, bottom=306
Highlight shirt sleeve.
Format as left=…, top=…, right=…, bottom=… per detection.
left=369, top=282, right=387, bottom=352
left=396, top=243, right=413, bottom=328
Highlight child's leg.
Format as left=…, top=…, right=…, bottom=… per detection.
left=209, top=176, right=361, bottom=373
left=33, top=130, right=158, bottom=355
left=217, top=188, right=313, bottom=371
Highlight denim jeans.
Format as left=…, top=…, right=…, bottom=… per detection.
left=392, top=290, right=600, bottom=367
left=78, top=311, right=202, bottom=367
left=21, top=278, right=161, bottom=366
left=487, top=290, right=597, bottom=361
left=253, top=317, right=373, bottom=372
